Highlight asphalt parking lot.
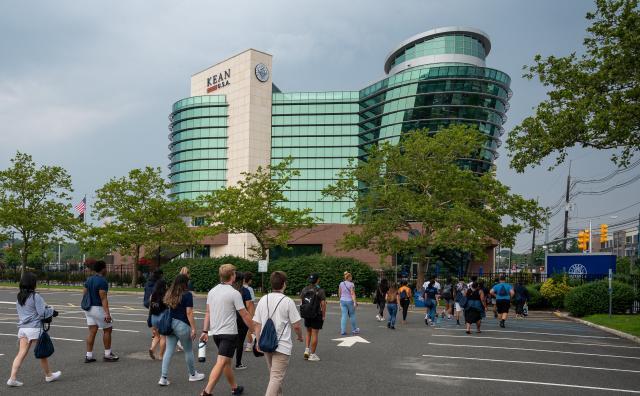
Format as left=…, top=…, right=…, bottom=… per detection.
left=0, top=288, right=638, bottom=395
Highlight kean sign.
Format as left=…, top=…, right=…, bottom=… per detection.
left=546, top=253, right=616, bottom=279
left=207, top=69, right=231, bottom=93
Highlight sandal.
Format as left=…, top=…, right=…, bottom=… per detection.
left=200, top=390, right=212, bottom=396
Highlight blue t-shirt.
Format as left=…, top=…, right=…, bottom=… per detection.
left=85, top=275, right=109, bottom=307
left=171, top=291, right=194, bottom=326
left=492, top=283, right=513, bottom=300
left=241, top=287, right=252, bottom=305
left=425, top=285, right=438, bottom=300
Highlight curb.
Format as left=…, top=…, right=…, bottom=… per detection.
left=554, top=311, right=640, bottom=344
left=0, top=285, right=146, bottom=295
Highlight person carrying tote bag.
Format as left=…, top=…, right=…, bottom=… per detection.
left=7, top=272, right=61, bottom=387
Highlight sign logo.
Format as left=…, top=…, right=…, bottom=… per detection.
left=206, top=69, right=231, bottom=93
left=568, top=263, right=588, bottom=277
left=255, top=63, right=269, bottom=82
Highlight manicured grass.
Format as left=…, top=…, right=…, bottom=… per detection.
left=583, top=314, right=640, bottom=337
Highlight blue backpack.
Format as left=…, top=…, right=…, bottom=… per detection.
left=259, top=295, right=288, bottom=353
left=155, top=308, right=173, bottom=336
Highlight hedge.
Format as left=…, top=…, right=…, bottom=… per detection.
left=540, top=277, right=572, bottom=309
left=564, top=280, right=636, bottom=317
left=162, top=256, right=257, bottom=292
left=525, top=284, right=548, bottom=309
left=268, top=255, right=378, bottom=298
left=162, top=254, right=378, bottom=297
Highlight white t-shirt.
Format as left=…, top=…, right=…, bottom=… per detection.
left=253, top=293, right=301, bottom=356
left=423, top=281, right=441, bottom=291
left=206, top=284, right=245, bottom=335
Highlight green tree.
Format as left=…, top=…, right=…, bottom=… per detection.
left=324, top=126, right=546, bottom=286
left=507, top=0, right=640, bottom=172
left=80, top=167, right=199, bottom=286
left=199, top=158, right=317, bottom=260
left=0, top=152, right=77, bottom=274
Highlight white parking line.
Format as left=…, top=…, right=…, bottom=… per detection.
left=421, top=354, right=640, bottom=374
left=416, top=373, right=640, bottom=393
left=0, top=333, right=83, bottom=342
left=432, top=334, right=639, bottom=349
left=433, top=327, right=619, bottom=339
left=0, top=322, right=139, bottom=333
left=428, top=343, right=640, bottom=360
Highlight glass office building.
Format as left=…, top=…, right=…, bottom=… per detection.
left=167, top=27, right=510, bottom=261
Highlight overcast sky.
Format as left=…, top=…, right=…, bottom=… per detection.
left=1, top=0, right=638, bottom=253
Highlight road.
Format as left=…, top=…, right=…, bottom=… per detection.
left=0, top=288, right=639, bottom=395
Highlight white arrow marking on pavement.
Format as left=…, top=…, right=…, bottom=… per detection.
left=332, top=336, right=370, bottom=347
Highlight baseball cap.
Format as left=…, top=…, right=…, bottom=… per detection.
left=309, top=273, right=319, bottom=283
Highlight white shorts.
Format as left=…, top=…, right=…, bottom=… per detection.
left=454, top=302, right=463, bottom=312
left=18, top=327, right=41, bottom=341
left=85, top=306, right=113, bottom=329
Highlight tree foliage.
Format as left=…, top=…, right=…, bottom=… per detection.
left=199, top=158, right=317, bottom=260
left=0, top=152, right=77, bottom=272
left=507, top=0, right=640, bottom=172
left=323, top=126, right=546, bottom=285
left=79, top=167, right=199, bottom=286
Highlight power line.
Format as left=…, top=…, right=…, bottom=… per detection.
left=571, top=201, right=640, bottom=220
left=571, top=173, right=640, bottom=197
left=572, top=158, right=640, bottom=185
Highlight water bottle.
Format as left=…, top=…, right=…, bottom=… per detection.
left=198, top=340, right=207, bottom=362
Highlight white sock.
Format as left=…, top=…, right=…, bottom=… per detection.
left=104, top=349, right=111, bottom=357
left=86, top=352, right=93, bottom=359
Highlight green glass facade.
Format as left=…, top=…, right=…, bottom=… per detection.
left=271, top=92, right=359, bottom=224
left=168, top=95, right=228, bottom=201
left=168, top=27, right=510, bottom=224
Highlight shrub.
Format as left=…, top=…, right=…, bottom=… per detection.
left=163, top=256, right=257, bottom=292
left=564, top=280, right=636, bottom=317
left=540, top=277, right=572, bottom=309
left=269, top=255, right=378, bottom=297
left=525, top=284, right=547, bottom=309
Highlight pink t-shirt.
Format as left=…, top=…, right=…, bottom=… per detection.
left=339, top=281, right=355, bottom=302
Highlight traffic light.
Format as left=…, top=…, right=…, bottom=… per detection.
left=584, top=229, right=590, bottom=251
left=600, top=224, right=608, bottom=243
left=578, top=231, right=586, bottom=251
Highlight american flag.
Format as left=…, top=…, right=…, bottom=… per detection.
left=74, top=197, right=86, bottom=215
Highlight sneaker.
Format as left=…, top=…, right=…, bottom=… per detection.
left=235, top=364, right=247, bottom=370
left=352, top=328, right=360, bottom=335
left=6, top=379, right=23, bottom=387
left=456, top=319, right=461, bottom=325
left=340, top=332, right=347, bottom=336
left=308, top=354, right=320, bottom=362
left=158, top=377, right=170, bottom=386
left=45, top=371, right=62, bottom=383
left=103, top=352, right=119, bottom=362
left=375, top=314, right=381, bottom=321
left=304, top=348, right=310, bottom=360
left=189, top=371, right=205, bottom=382
left=244, top=343, right=252, bottom=352
left=84, top=357, right=96, bottom=363
left=499, top=320, right=505, bottom=328
left=387, top=322, right=391, bottom=328
left=231, top=385, right=244, bottom=395
left=425, top=318, right=429, bottom=326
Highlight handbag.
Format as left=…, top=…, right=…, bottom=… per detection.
left=34, top=322, right=54, bottom=359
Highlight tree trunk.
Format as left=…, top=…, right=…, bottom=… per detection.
left=20, top=237, right=28, bottom=278
left=131, top=245, right=140, bottom=287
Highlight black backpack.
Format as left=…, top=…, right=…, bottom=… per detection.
left=300, top=287, right=321, bottom=319
left=498, top=284, right=509, bottom=297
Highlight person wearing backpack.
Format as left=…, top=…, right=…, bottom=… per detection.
left=300, top=273, right=326, bottom=362
left=385, top=283, right=400, bottom=330
left=254, top=271, right=303, bottom=396
left=7, top=272, right=61, bottom=387
left=147, top=278, right=168, bottom=360
left=490, top=275, right=515, bottom=328
left=199, top=264, right=253, bottom=396
left=423, top=276, right=439, bottom=326
left=144, top=270, right=164, bottom=360
left=441, top=278, right=454, bottom=320
left=233, top=272, right=254, bottom=370
left=398, top=280, right=412, bottom=324
left=374, top=278, right=389, bottom=321
left=82, top=260, right=119, bottom=363
left=454, top=280, right=468, bottom=326
left=157, top=274, right=205, bottom=386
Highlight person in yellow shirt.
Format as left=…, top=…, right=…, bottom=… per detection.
left=398, top=281, right=412, bottom=324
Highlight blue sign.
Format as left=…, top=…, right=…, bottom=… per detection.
left=546, top=254, right=616, bottom=279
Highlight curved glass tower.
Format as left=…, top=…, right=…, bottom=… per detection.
left=168, top=27, right=511, bottom=223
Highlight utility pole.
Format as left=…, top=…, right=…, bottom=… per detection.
left=635, top=211, right=640, bottom=274
left=509, top=247, right=512, bottom=273
left=563, top=161, right=572, bottom=252
left=529, top=227, right=537, bottom=267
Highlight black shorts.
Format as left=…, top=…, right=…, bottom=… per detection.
left=213, top=334, right=237, bottom=358
left=496, top=300, right=511, bottom=314
left=304, top=317, right=324, bottom=330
